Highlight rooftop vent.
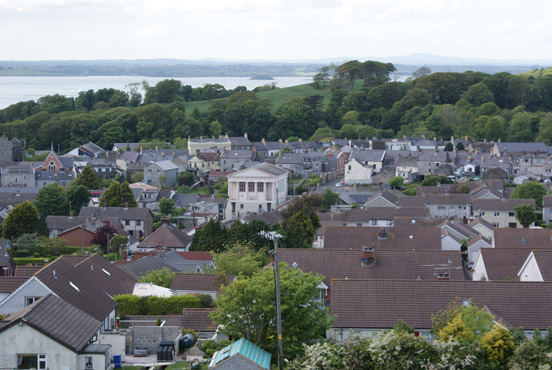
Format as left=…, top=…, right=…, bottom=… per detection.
left=69, top=282, right=80, bottom=292
left=102, top=268, right=111, bottom=276
left=377, top=228, right=387, bottom=240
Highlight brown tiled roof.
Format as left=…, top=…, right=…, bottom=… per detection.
left=60, top=255, right=90, bottom=266
left=0, top=294, right=101, bottom=352
left=466, top=234, right=491, bottom=247
left=478, top=248, right=530, bottom=281
left=74, top=254, right=137, bottom=296
left=0, top=277, right=28, bottom=293
left=532, top=250, right=552, bottom=281
left=170, top=273, right=234, bottom=291
left=181, top=308, right=217, bottom=332
left=493, top=228, right=552, bottom=249
left=364, top=192, right=397, bottom=206
left=14, top=266, right=42, bottom=277
left=331, top=280, right=552, bottom=330
left=468, top=218, right=495, bottom=231
left=174, top=252, right=213, bottom=261
left=323, top=226, right=442, bottom=250
left=35, top=257, right=117, bottom=321
left=319, top=208, right=429, bottom=223
left=398, top=194, right=471, bottom=207
left=473, top=198, right=535, bottom=212
left=279, top=249, right=464, bottom=287
left=139, top=223, right=192, bottom=249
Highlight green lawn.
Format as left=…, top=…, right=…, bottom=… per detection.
left=256, top=83, right=331, bottom=111
left=165, top=361, right=209, bottom=369
left=183, top=83, right=332, bottom=113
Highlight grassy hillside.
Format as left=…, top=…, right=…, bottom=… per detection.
left=256, top=83, right=332, bottom=110
left=184, top=83, right=331, bottom=113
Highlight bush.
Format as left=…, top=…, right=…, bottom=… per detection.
left=14, top=257, right=52, bottom=265
left=200, top=340, right=233, bottom=358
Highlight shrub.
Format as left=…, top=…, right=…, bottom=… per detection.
left=114, top=294, right=206, bottom=315
left=200, top=340, right=233, bottom=358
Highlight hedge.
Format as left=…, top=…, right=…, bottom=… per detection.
left=114, top=294, right=210, bottom=315
left=14, top=257, right=53, bottom=265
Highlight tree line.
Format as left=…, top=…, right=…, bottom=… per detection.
left=4, top=62, right=552, bottom=153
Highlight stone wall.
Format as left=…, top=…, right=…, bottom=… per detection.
left=126, top=326, right=181, bottom=355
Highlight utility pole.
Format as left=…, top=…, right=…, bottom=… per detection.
left=259, top=231, right=284, bottom=370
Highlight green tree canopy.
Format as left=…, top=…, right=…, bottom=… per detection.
left=99, top=181, right=137, bottom=207
left=210, top=242, right=269, bottom=277
left=189, top=219, right=227, bottom=253
left=34, top=183, right=70, bottom=218
left=388, top=176, right=404, bottom=189
left=158, top=197, right=175, bottom=215
left=283, top=211, right=315, bottom=248
left=66, top=183, right=91, bottom=215
left=139, top=267, right=176, bottom=288
left=4, top=201, right=42, bottom=239
left=511, top=181, right=548, bottom=207
left=514, top=204, right=537, bottom=228
left=211, top=263, right=333, bottom=360
left=74, top=165, right=101, bottom=190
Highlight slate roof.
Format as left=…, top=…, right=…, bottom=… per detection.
left=139, top=223, right=192, bottom=249
left=349, top=149, right=386, bottom=162
left=493, top=228, right=552, bottom=249
left=275, top=153, right=303, bottom=165
left=60, top=255, right=90, bottom=266
left=35, top=170, right=75, bottom=181
left=0, top=294, right=101, bottom=352
left=74, top=254, right=137, bottom=296
left=229, top=162, right=287, bottom=177
left=279, top=249, right=464, bottom=287
left=123, top=256, right=177, bottom=278
left=392, top=217, right=444, bottom=227
left=331, top=280, right=552, bottom=330
left=544, top=196, right=552, bottom=208
left=0, top=277, right=28, bottom=293
left=241, top=210, right=283, bottom=225
left=220, top=150, right=254, bottom=160
left=181, top=308, right=217, bottom=332
left=473, top=198, right=535, bottom=212
left=478, top=248, right=530, bottom=281
left=496, top=142, right=548, bottom=154
left=323, top=226, right=442, bottom=250
left=47, top=216, right=122, bottom=233
left=35, top=257, right=117, bottom=321
left=170, top=273, right=234, bottom=291
left=79, top=206, right=152, bottom=221
left=148, top=160, right=179, bottom=171
left=319, top=208, right=429, bottom=223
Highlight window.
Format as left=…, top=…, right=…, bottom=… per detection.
left=49, top=161, right=55, bottom=171
left=25, top=297, right=40, bottom=306
left=449, top=206, right=455, bottom=210
left=492, top=222, right=499, bottom=227
left=348, top=165, right=351, bottom=171
left=240, top=204, right=244, bottom=209
left=17, top=354, right=46, bottom=369
left=125, top=220, right=130, bottom=226
left=136, top=220, right=141, bottom=226
left=239, top=182, right=245, bottom=192
left=248, top=182, right=255, bottom=192
left=257, top=182, right=264, bottom=192
left=509, top=212, right=515, bottom=217
left=494, top=211, right=500, bottom=217
left=85, top=356, right=93, bottom=369
left=371, top=220, right=377, bottom=225
left=481, top=211, right=486, bottom=216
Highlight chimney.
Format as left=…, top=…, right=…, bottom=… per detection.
left=140, top=146, right=143, bottom=155
left=161, top=216, right=170, bottom=225
left=262, top=138, right=266, bottom=144
left=436, top=272, right=450, bottom=280
left=484, top=138, right=487, bottom=143
left=468, top=152, right=472, bottom=161
left=244, top=132, right=248, bottom=139
left=278, top=139, right=283, bottom=143
left=102, top=219, right=110, bottom=226
left=124, top=202, right=128, bottom=209
left=451, top=136, right=454, bottom=144
left=361, top=245, right=376, bottom=266
left=498, top=138, right=501, bottom=143
left=377, top=228, right=387, bottom=240
left=155, top=145, right=158, bottom=151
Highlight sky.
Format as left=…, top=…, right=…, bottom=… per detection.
left=1, top=0, right=552, bottom=62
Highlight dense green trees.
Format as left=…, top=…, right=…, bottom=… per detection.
left=511, top=181, right=548, bottom=207
left=99, top=181, right=137, bottom=207
left=34, top=183, right=70, bottom=217
left=4, top=201, right=43, bottom=239
left=5, top=62, right=552, bottom=151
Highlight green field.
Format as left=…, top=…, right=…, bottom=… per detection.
left=184, top=83, right=331, bottom=113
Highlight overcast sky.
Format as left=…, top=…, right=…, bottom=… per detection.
left=1, top=0, right=552, bottom=62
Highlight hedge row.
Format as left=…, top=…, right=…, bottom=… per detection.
left=14, top=257, right=53, bottom=265
left=114, top=294, right=213, bottom=315
left=13, top=246, right=80, bottom=258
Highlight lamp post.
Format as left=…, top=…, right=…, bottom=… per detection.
left=259, top=230, right=284, bottom=370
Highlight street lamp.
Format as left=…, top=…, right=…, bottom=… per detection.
left=258, top=230, right=284, bottom=370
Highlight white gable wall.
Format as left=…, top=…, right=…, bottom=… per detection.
left=472, top=252, right=489, bottom=281
left=0, top=277, right=51, bottom=316
left=0, top=323, right=78, bottom=369
left=518, top=253, right=544, bottom=282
